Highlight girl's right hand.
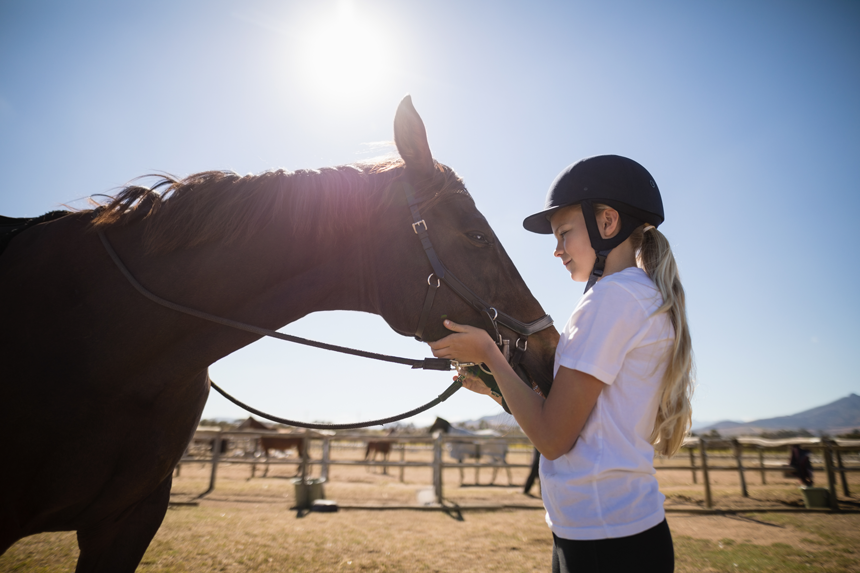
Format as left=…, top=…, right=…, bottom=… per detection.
left=428, top=320, right=500, bottom=366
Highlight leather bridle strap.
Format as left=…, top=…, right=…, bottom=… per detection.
left=97, top=230, right=455, bottom=373
left=402, top=181, right=554, bottom=341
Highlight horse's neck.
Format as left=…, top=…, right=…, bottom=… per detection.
left=102, top=207, right=387, bottom=371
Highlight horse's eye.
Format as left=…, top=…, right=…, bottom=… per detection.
left=467, top=232, right=490, bottom=244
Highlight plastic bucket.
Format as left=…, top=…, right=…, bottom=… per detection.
left=293, top=478, right=326, bottom=508
left=800, top=486, right=830, bottom=509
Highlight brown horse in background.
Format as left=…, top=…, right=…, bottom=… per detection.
left=365, top=429, right=396, bottom=474
left=237, top=416, right=307, bottom=477
left=0, top=96, right=558, bottom=572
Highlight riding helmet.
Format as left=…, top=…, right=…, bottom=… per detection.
left=522, top=155, right=664, bottom=292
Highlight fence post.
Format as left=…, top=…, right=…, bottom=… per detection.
left=321, top=437, right=331, bottom=482
left=433, top=433, right=444, bottom=504
left=732, top=439, right=748, bottom=498
left=195, top=432, right=222, bottom=499
left=688, top=447, right=697, bottom=484
left=835, top=448, right=850, bottom=497
left=699, top=437, right=712, bottom=509
left=822, top=440, right=839, bottom=511
left=758, top=448, right=766, bottom=485
left=300, top=433, right=309, bottom=484
left=399, top=442, right=406, bottom=483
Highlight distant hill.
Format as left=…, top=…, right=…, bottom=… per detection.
left=698, top=393, right=860, bottom=437
left=457, top=411, right=522, bottom=433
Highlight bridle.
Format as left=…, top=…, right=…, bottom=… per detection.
left=403, top=181, right=553, bottom=374
left=96, top=178, right=553, bottom=429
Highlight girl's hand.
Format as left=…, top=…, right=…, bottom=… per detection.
left=454, top=368, right=493, bottom=396
left=427, top=320, right=499, bottom=365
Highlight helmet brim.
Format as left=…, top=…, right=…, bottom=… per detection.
left=522, top=204, right=571, bottom=235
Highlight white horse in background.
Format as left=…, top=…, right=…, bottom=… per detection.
left=428, top=417, right=513, bottom=485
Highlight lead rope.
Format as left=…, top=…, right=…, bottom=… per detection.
left=209, top=376, right=462, bottom=430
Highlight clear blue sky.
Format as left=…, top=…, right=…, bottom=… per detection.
left=2, top=0, right=858, bottom=428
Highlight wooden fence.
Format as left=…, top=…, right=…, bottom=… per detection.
left=178, top=430, right=860, bottom=510
left=667, top=436, right=860, bottom=510
left=178, top=430, right=534, bottom=504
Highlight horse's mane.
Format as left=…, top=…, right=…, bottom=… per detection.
left=90, top=158, right=466, bottom=253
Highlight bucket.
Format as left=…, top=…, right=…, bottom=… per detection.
left=800, top=486, right=830, bottom=509
left=293, top=478, right=326, bottom=508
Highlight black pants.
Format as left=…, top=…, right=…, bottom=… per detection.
left=524, top=448, right=540, bottom=494
left=552, top=519, right=674, bottom=573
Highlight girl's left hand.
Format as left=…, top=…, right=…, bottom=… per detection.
left=454, top=368, right=493, bottom=396
left=428, top=320, right=499, bottom=365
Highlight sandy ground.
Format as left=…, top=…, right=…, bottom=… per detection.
left=2, top=443, right=858, bottom=572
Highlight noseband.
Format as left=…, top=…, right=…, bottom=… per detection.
left=404, top=181, right=554, bottom=374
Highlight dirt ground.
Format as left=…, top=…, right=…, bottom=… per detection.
left=2, top=445, right=859, bottom=572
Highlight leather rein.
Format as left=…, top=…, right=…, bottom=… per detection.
left=96, top=180, right=553, bottom=430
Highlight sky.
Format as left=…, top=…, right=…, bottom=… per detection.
left=1, top=0, right=858, bottom=429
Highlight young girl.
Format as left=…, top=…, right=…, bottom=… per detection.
left=429, top=155, right=693, bottom=573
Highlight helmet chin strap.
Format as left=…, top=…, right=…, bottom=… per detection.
left=584, top=248, right=611, bottom=293
left=580, top=200, right=642, bottom=294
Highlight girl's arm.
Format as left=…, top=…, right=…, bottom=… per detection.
left=429, top=320, right=604, bottom=460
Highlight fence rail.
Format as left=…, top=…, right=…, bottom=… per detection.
left=178, top=430, right=860, bottom=509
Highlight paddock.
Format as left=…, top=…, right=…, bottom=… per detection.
left=174, top=430, right=860, bottom=512
left=4, top=433, right=860, bottom=572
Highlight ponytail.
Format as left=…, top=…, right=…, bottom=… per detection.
left=630, top=225, right=695, bottom=456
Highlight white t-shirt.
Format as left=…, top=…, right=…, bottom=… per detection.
left=540, top=267, right=674, bottom=540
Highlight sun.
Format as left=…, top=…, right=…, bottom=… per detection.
left=295, top=0, right=392, bottom=101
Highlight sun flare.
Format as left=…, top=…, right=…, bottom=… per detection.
left=296, top=1, right=392, bottom=100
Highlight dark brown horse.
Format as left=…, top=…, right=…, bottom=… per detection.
left=365, top=429, right=396, bottom=474
left=235, top=416, right=307, bottom=477
left=0, top=96, right=558, bottom=571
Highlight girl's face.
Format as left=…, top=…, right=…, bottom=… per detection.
left=549, top=205, right=593, bottom=283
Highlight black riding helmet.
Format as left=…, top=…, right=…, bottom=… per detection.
left=522, top=155, right=664, bottom=293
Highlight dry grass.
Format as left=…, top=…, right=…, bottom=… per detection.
left=3, top=445, right=859, bottom=572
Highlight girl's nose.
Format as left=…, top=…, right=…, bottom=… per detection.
left=553, top=238, right=564, bottom=258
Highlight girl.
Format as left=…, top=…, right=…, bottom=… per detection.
left=429, top=155, right=693, bottom=573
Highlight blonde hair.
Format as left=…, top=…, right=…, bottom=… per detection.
left=629, top=223, right=695, bottom=456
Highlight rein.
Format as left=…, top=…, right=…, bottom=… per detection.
left=97, top=230, right=463, bottom=430
left=96, top=178, right=553, bottom=430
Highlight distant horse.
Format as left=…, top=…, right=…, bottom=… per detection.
left=0, top=96, right=558, bottom=571
left=256, top=435, right=308, bottom=477
left=236, top=417, right=307, bottom=477
left=365, top=429, right=396, bottom=474
left=429, top=417, right=513, bottom=485
left=786, top=444, right=814, bottom=486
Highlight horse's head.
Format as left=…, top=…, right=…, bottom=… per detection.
left=375, top=96, right=559, bottom=398
left=428, top=417, right=451, bottom=434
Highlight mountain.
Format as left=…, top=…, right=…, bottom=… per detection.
left=698, top=393, right=860, bottom=437
left=457, top=411, right=522, bottom=432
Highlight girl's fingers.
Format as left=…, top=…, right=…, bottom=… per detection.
left=443, top=319, right=466, bottom=332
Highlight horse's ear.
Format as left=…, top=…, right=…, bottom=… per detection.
left=394, top=95, right=434, bottom=177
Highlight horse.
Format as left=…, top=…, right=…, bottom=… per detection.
left=0, top=95, right=558, bottom=572
left=429, top=417, right=513, bottom=485
left=235, top=416, right=308, bottom=477
left=365, top=428, right=396, bottom=474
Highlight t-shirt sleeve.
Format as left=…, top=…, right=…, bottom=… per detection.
left=556, top=282, right=649, bottom=385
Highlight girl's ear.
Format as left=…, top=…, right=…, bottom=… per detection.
left=393, top=95, right=435, bottom=178
left=600, top=207, right=621, bottom=239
